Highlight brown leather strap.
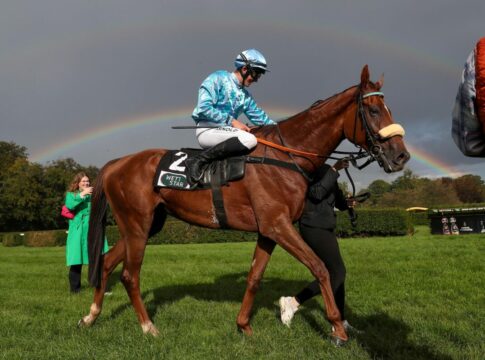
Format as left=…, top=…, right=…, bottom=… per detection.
left=211, top=161, right=228, bottom=229
left=256, top=137, right=322, bottom=158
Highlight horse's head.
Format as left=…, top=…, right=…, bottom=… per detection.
left=343, top=65, right=410, bottom=173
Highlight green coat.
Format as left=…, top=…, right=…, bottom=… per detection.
left=65, top=191, right=109, bottom=266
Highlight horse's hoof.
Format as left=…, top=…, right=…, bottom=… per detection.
left=237, top=324, right=253, bottom=336
left=142, top=322, right=160, bottom=337
left=78, top=313, right=97, bottom=328
left=148, top=327, right=160, bottom=337
left=330, top=336, right=348, bottom=347
left=77, top=318, right=88, bottom=328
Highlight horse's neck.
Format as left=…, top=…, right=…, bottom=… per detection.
left=276, top=86, right=357, bottom=169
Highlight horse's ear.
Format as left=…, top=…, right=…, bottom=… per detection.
left=360, top=65, right=370, bottom=86
left=376, top=73, right=384, bottom=89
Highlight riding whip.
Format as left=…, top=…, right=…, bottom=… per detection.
left=172, top=126, right=220, bottom=129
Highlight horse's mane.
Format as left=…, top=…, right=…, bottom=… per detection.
left=253, top=85, right=358, bottom=138
left=310, top=85, right=353, bottom=109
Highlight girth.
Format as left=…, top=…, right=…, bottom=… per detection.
left=212, top=155, right=310, bottom=229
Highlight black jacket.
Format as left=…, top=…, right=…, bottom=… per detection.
left=299, top=164, right=349, bottom=229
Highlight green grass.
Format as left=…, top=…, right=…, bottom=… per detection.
left=0, top=226, right=484, bottom=359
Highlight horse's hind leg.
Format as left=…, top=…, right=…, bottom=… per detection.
left=236, top=234, right=276, bottom=335
left=117, top=206, right=167, bottom=336
left=119, top=230, right=160, bottom=336
left=79, top=239, right=126, bottom=327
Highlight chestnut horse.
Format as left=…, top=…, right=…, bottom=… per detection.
left=79, top=65, right=409, bottom=344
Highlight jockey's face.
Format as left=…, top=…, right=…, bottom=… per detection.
left=240, top=66, right=263, bottom=87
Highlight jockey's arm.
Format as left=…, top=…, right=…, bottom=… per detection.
left=244, top=96, right=276, bottom=126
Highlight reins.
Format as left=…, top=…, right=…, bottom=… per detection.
left=256, top=133, right=366, bottom=195
left=255, top=137, right=323, bottom=158
left=255, top=135, right=369, bottom=162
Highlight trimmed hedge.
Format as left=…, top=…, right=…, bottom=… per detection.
left=2, top=209, right=412, bottom=247
left=24, top=230, right=67, bottom=247
left=105, top=219, right=256, bottom=246
left=1, top=233, right=25, bottom=247
left=336, top=208, right=411, bottom=237
left=407, top=211, right=429, bottom=226
left=0, top=230, right=67, bottom=247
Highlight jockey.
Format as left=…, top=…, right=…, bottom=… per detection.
left=186, top=48, right=276, bottom=183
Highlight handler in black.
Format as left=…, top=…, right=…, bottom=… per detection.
left=279, top=159, right=359, bottom=333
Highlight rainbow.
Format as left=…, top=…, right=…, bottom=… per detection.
left=406, top=144, right=463, bottom=178
left=29, top=106, right=296, bottom=163
left=30, top=106, right=463, bottom=179
left=3, top=17, right=461, bottom=79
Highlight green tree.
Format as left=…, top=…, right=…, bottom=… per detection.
left=419, top=178, right=461, bottom=207
left=0, top=141, right=28, bottom=176
left=0, top=158, right=44, bottom=231
left=391, top=169, right=419, bottom=191
left=452, top=174, right=485, bottom=204
left=360, top=179, right=391, bottom=206
left=0, top=147, right=101, bottom=231
left=367, top=176, right=462, bottom=209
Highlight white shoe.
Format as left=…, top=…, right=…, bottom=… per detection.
left=279, top=296, right=298, bottom=327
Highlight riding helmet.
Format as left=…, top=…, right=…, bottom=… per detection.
left=234, top=49, right=269, bottom=72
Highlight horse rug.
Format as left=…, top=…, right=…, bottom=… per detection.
left=452, top=37, right=485, bottom=157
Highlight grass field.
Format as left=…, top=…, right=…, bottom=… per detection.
left=0, top=226, right=484, bottom=359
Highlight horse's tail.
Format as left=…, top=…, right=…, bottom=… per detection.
left=87, top=161, right=115, bottom=287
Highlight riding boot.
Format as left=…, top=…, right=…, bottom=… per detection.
left=186, top=137, right=250, bottom=183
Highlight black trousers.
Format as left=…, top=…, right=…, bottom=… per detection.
left=295, top=225, right=346, bottom=319
left=69, top=264, right=82, bottom=293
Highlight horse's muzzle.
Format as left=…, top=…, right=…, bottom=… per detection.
left=383, top=150, right=410, bottom=173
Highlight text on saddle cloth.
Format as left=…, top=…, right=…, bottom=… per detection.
left=153, top=149, right=246, bottom=190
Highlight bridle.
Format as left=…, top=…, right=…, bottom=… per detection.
left=351, top=89, right=405, bottom=172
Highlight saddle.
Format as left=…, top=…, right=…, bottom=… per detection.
left=154, top=149, right=246, bottom=190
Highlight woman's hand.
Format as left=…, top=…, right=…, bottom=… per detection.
left=332, top=159, right=350, bottom=172
left=80, top=187, right=93, bottom=197
left=346, top=196, right=357, bottom=208
left=231, top=119, right=250, bottom=132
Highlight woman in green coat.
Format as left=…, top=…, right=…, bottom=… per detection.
left=65, top=172, right=108, bottom=293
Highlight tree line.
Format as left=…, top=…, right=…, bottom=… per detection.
left=0, top=141, right=99, bottom=232
left=358, top=169, right=485, bottom=209
left=1, top=140, right=484, bottom=232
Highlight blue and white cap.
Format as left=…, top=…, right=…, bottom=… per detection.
left=234, top=49, right=269, bottom=72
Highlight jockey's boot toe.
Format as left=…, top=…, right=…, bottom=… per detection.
left=185, top=157, right=205, bottom=183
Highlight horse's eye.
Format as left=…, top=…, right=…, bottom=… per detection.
left=368, top=106, right=379, bottom=117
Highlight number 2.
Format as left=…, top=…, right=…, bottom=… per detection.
left=169, top=152, right=188, bottom=172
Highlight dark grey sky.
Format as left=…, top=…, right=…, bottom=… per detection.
left=1, top=0, right=484, bottom=190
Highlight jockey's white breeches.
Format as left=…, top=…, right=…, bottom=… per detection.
left=195, top=121, right=257, bottom=149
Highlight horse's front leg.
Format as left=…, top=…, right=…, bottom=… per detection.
left=261, top=220, right=348, bottom=344
left=236, top=234, right=276, bottom=335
